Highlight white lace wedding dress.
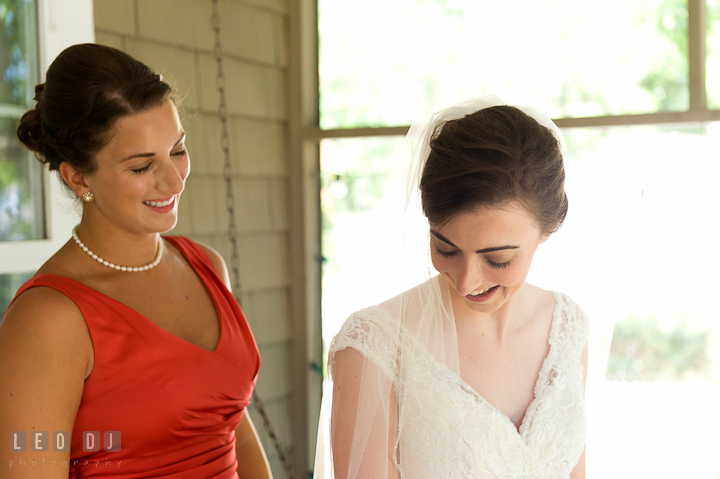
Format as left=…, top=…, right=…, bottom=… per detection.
left=329, top=276, right=590, bottom=479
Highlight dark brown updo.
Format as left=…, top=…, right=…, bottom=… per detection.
left=16, top=43, right=176, bottom=177
left=420, top=106, right=568, bottom=236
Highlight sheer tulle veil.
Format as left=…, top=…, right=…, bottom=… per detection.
left=313, top=95, right=570, bottom=479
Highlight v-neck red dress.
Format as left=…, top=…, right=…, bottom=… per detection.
left=8, top=236, right=260, bottom=478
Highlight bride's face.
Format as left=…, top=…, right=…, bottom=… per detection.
left=430, top=201, right=548, bottom=315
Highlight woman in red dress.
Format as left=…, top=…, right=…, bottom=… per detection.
left=0, top=43, right=272, bottom=479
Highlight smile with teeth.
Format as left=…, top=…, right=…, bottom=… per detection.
left=469, top=286, right=496, bottom=296
left=143, top=197, right=174, bottom=207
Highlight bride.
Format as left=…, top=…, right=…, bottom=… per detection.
left=316, top=97, right=589, bottom=479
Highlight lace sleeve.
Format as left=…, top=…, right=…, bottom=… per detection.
left=553, top=292, right=591, bottom=358
left=329, top=306, right=402, bottom=385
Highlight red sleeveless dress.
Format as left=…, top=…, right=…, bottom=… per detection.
left=7, top=236, right=260, bottom=478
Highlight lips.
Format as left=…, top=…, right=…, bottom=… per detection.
left=470, top=285, right=498, bottom=297
left=464, top=285, right=500, bottom=303
left=142, top=197, right=174, bottom=207
left=470, top=285, right=495, bottom=296
left=142, top=196, right=177, bottom=214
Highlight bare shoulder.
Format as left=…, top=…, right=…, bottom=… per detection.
left=520, top=282, right=556, bottom=314
left=0, top=286, right=89, bottom=477
left=196, top=242, right=225, bottom=267
left=1, top=286, right=92, bottom=371
left=2, top=285, right=87, bottom=335
left=195, top=242, right=231, bottom=287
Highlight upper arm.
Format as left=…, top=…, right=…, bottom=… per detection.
left=569, top=447, right=586, bottom=479
left=571, top=332, right=590, bottom=479
left=0, top=287, right=91, bottom=478
left=234, top=412, right=259, bottom=450
left=234, top=413, right=272, bottom=479
left=330, top=348, right=398, bottom=479
left=581, top=340, right=588, bottom=393
left=197, top=243, right=232, bottom=291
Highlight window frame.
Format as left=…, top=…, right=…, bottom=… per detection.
left=308, top=0, right=718, bottom=139
left=0, top=0, right=95, bottom=276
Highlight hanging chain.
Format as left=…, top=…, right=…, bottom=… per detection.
left=211, top=2, right=298, bottom=478
left=211, top=1, right=241, bottom=300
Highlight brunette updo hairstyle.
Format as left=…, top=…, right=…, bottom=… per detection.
left=419, top=106, right=568, bottom=236
left=16, top=43, right=176, bottom=181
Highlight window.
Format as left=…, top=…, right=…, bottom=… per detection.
left=0, top=0, right=43, bottom=243
left=320, top=0, right=694, bottom=129
left=316, top=1, right=720, bottom=477
left=0, top=0, right=93, bottom=313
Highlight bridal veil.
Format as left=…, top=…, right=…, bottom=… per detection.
left=313, top=95, right=573, bottom=479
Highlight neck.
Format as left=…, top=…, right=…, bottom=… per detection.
left=449, top=282, right=527, bottom=344
left=74, top=218, right=162, bottom=269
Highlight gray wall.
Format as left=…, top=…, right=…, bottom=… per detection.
left=93, top=0, right=296, bottom=476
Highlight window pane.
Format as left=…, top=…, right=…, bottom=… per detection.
left=708, top=0, right=720, bottom=109
left=538, top=124, right=720, bottom=478
left=0, top=116, right=45, bottom=241
left=0, top=270, right=32, bottom=314
left=319, top=0, right=690, bottom=129
left=321, top=124, right=720, bottom=477
left=320, top=136, right=409, bottom=345
left=1, top=0, right=43, bottom=242
left=0, top=0, right=38, bottom=106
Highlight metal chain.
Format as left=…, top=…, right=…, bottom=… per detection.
left=211, top=2, right=297, bottom=478
left=210, top=2, right=241, bottom=300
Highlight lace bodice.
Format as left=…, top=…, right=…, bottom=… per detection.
left=331, top=281, right=589, bottom=479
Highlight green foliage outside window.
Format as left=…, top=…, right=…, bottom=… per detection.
left=1, top=0, right=36, bottom=105
left=606, top=316, right=713, bottom=382
left=320, top=137, right=403, bottom=276
left=319, top=0, right=716, bottom=130
left=0, top=0, right=42, bottom=242
left=640, top=0, right=720, bottom=111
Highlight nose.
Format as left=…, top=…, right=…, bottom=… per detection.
left=158, top=154, right=188, bottom=195
left=453, top=257, right=483, bottom=296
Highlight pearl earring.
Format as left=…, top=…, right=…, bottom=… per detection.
left=82, top=191, right=94, bottom=203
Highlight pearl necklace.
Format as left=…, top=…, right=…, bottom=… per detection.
left=72, top=226, right=164, bottom=272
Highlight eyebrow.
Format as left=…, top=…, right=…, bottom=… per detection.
left=430, top=230, right=520, bottom=254
left=121, top=133, right=186, bottom=163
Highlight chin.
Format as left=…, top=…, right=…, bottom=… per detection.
left=160, top=219, right=179, bottom=234
left=136, top=219, right=178, bottom=236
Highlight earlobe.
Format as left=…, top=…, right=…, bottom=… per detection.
left=58, top=162, right=89, bottom=199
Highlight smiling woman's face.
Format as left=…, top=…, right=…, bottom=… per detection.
left=430, top=201, right=548, bottom=316
left=81, top=100, right=189, bottom=236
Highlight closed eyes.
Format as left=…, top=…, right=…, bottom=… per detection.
left=433, top=245, right=512, bottom=269
left=130, top=149, right=187, bottom=174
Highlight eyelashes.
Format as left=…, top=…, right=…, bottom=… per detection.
left=131, top=164, right=151, bottom=174
left=433, top=245, right=511, bottom=270
left=433, top=245, right=456, bottom=258
left=487, top=259, right=511, bottom=270
left=130, top=149, right=187, bottom=174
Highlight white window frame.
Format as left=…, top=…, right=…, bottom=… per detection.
left=0, top=0, right=95, bottom=275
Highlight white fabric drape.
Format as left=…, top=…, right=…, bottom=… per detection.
left=316, top=276, right=459, bottom=478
